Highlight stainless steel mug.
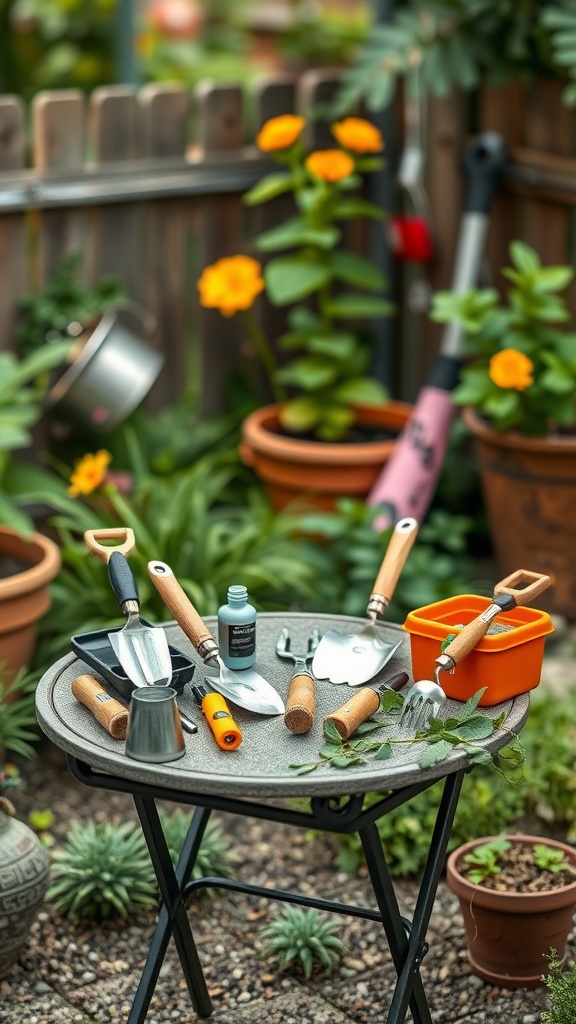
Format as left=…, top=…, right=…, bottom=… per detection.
left=125, top=686, right=185, bottom=763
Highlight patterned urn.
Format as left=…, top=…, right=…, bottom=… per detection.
left=0, top=797, right=50, bottom=979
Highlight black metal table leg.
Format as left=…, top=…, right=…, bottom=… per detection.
left=364, top=770, right=463, bottom=1024
left=130, top=795, right=213, bottom=1023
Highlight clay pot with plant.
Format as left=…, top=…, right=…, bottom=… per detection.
left=198, top=113, right=411, bottom=510
left=431, top=241, right=576, bottom=619
left=446, top=833, right=576, bottom=990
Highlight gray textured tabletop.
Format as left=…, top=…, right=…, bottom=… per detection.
left=36, top=612, right=529, bottom=800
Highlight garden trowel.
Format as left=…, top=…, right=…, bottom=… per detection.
left=312, top=517, right=418, bottom=686
left=147, top=560, right=285, bottom=715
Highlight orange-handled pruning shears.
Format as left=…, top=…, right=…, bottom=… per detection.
left=192, top=684, right=242, bottom=750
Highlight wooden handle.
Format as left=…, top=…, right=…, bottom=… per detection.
left=494, top=569, right=552, bottom=604
left=284, top=673, right=316, bottom=734
left=325, top=688, right=380, bottom=741
left=71, top=674, right=128, bottom=739
left=84, top=527, right=135, bottom=563
left=438, top=569, right=553, bottom=668
left=370, top=517, right=418, bottom=607
left=147, top=560, right=216, bottom=652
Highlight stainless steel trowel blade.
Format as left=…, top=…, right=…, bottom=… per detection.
left=206, top=664, right=285, bottom=716
left=312, top=632, right=403, bottom=686
left=109, top=625, right=172, bottom=687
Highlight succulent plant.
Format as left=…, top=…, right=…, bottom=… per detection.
left=46, top=821, right=157, bottom=921
left=259, top=906, right=346, bottom=978
left=159, top=809, right=240, bottom=896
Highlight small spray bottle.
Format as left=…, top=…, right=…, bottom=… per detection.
left=217, top=584, right=256, bottom=670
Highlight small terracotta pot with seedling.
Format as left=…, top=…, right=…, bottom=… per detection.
left=446, top=834, right=576, bottom=989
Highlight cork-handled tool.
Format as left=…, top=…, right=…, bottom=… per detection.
left=276, top=628, right=319, bottom=734
left=72, top=674, right=129, bottom=739
left=325, top=671, right=409, bottom=741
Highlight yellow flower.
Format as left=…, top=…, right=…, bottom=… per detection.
left=198, top=255, right=265, bottom=317
left=489, top=348, right=534, bottom=391
left=331, top=117, right=384, bottom=154
left=68, top=450, right=111, bottom=497
left=305, top=149, right=355, bottom=183
left=256, top=115, right=305, bottom=152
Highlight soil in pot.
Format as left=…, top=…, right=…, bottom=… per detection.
left=447, top=834, right=576, bottom=989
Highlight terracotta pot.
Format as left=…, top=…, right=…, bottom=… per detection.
left=446, top=833, right=576, bottom=989
left=0, top=798, right=50, bottom=980
left=463, top=407, right=576, bottom=619
left=0, top=528, right=61, bottom=682
left=240, top=401, right=412, bottom=511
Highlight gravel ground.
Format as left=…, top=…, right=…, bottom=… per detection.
left=2, top=624, right=576, bottom=1024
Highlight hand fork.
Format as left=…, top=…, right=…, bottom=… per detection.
left=276, top=627, right=319, bottom=734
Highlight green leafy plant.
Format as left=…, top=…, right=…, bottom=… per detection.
left=47, top=820, right=157, bottom=921
left=16, top=253, right=127, bottom=356
left=159, top=809, right=240, bottom=897
left=431, top=241, right=576, bottom=436
left=542, top=949, right=576, bottom=1023
left=199, top=114, right=393, bottom=441
left=520, top=696, right=576, bottom=840
left=461, top=835, right=511, bottom=884
left=0, top=667, right=40, bottom=759
left=334, top=1, right=576, bottom=117
left=0, top=341, right=73, bottom=532
left=532, top=844, right=572, bottom=874
left=259, top=906, right=346, bottom=978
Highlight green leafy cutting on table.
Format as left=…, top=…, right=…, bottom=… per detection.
left=290, top=688, right=525, bottom=778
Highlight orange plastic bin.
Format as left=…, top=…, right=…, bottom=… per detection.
left=403, top=594, right=554, bottom=706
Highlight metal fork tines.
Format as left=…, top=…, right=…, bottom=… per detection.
left=398, top=680, right=446, bottom=732
left=275, top=627, right=320, bottom=668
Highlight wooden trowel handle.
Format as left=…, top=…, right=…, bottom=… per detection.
left=147, top=561, right=216, bottom=655
left=368, top=517, right=418, bottom=615
left=72, top=674, right=128, bottom=739
left=325, top=688, right=380, bottom=741
left=84, top=527, right=135, bottom=562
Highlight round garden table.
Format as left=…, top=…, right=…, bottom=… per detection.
left=36, top=612, right=529, bottom=1024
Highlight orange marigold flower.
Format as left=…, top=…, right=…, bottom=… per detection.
left=198, top=255, right=265, bottom=317
left=256, top=115, right=305, bottom=152
left=489, top=348, right=534, bottom=391
left=331, top=117, right=384, bottom=154
left=68, top=450, right=111, bottom=498
left=305, top=149, right=354, bottom=183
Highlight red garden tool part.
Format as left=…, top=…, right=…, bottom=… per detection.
left=388, top=72, right=434, bottom=266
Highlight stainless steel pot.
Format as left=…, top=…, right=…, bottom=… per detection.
left=46, top=302, right=163, bottom=433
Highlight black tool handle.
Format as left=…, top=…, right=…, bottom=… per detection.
left=462, top=132, right=508, bottom=214
left=108, top=551, right=139, bottom=607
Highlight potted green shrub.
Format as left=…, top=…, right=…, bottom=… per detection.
left=446, top=833, right=576, bottom=990
left=197, top=113, right=411, bottom=510
left=430, top=240, right=576, bottom=618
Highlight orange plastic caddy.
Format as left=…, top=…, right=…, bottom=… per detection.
left=403, top=594, right=554, bottom=706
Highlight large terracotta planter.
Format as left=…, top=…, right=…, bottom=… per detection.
left=463, top=407, right=576, bottom=619
left=446, top=833, right=576, bottom=989
left=240, top=401, right=412, bottom=511
left=0, top=528, right=61, bottom=682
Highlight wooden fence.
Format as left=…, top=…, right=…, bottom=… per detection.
left=0, top=72, right=575, bottom=418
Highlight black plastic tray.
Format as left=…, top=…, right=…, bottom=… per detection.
left=71, top=622, right=196, bottom=704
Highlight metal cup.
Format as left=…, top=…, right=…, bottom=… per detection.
left=125, top=686, right=185, bottom=763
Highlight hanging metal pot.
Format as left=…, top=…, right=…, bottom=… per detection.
left=46, top=302, right=163, bottom=433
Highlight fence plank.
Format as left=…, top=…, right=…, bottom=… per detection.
left=32, top=90, right=87, bottom=284
left=196, top=83, right=246, bottom=413
left=0, top=96, right=26, bottom=351
left=141, top=84, right=191, bottom=407
left=89, top=86, right=143, bottom=298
